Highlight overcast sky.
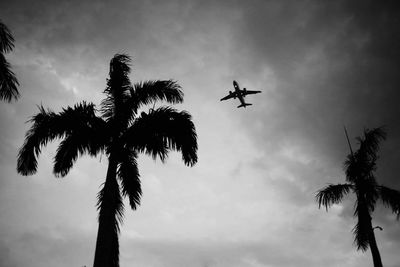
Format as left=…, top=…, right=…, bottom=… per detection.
left=1, top=0, right=400, bottom=266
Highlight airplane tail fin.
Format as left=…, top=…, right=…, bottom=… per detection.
left=237, top=103, right=252, bottom=108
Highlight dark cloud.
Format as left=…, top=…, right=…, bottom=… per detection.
left=221, top=0, right=400, bottom=255
left=228, top=0, right=400, bottom=188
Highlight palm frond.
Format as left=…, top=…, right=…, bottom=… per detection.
left=17, top=102, right=104, bottom=176
left=125, top=106, right=198, bottom=166
left=117, top=149, right=142, bottom=210
left=358, top=127, right=386, bottom=161
left=344, top=127, right=386, bottom=184
left=17, top=106, right=60, bottom=175
left=0, top=20, right=15, bottom=53
left=53, top=132, right=105, bottom=177
left=352, top=220, right=370, bottom=251
left=316, top=183, right=353, bottom=210
left=109, top=54, right=131, bottom=78
left=129, top=80, right=184, bottom=114
left=101, top=54, right=133, bottom=127
left=378, top=185, right=400, bottom=219
left=129, top=116, right=170, bottom=162
left=53, top=135, right=82, bottom=177
left=53, top=103, right=107, bottom=177
left=344, top=154, right=357, bottom=183
left=0, top=53, right=19, bottom=102
left=353, top=201, right=371, bottom=251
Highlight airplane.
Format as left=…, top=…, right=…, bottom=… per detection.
left=220, top=80, right=261, bottom=108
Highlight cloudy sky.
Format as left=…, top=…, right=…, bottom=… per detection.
left=1, top=0, right=400, bottom=266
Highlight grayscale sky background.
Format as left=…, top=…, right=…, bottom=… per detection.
left=1, top=0, right=400, bottom=266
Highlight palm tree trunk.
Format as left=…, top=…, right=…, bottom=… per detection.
left=93, top=156, right=121, bottom=267
left=367, top=218, right=383, bottom=267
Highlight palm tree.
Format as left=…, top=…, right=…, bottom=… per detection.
left=17, top=54, right=198, bottom=267
left=0, top=20, right=19, bottom=102
left=316, top=127, right=400, bottom=267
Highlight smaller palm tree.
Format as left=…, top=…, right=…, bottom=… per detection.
left=0, top=20, right=19, bottom=102
left=316, top=127, right=400, bottom=267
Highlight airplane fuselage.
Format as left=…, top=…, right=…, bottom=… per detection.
left=233, top=80, right=247, bottom=107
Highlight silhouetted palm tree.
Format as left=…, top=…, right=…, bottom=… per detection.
left=316, top=127, right=400, bottom=267
left=0, top=20, right=19, bottom=102
left=17, top=54, right=198, bottom=267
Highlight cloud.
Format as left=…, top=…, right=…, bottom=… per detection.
left=120, top=238, right=355, bottom=267
left=1, top=1, right=400, bottom=266
left=227, top=0, right=400, bottom=148
left=223, top=0, right=400, bottom=202
left=0, top=227, right=94, bottom=267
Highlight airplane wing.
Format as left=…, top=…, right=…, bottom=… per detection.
left=220, top=92, right=237, bottom=101
left=242, top=90, right=261, bottom=96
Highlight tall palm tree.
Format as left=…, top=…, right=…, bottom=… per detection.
left=0, top=20, right=19, bottom=102
left=17, top=54, right=198, bottom=267
left=316, top=127, right=400, bottom=267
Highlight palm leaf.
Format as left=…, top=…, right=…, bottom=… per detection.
left=378, top=185, right=400, bottom=219
left=117, top=149, right=142, bottom=210
left=125, top=106, right=198, bottom=166
left=52, top=104, right=107, bottom=177
left=17, top=102, right=104, bottom=175
left=113, top=80, right=184, bottom=132
left=53, top=129, right=105, bottom=177
left=129, top=80, right=184, bottom=114
left=0, top=20, right=15, bottom=53
left=353, top=201, right=371, bottom=251
left=100, top=54, right=133, bottom=129
left=108, top=54, right=131, bottom=78
left=53, top=135, right=82, bottom=177
left=344, top=127, right=386, bottom=184
left=358, top=127, right=386, bottom=161
left=344, top=154, right=357, bottom=183
left=0, top=53, right=19, bottom=102
left=17, top=106, right=60, bottom=175
left=316, top=183, right=354, bottom=210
